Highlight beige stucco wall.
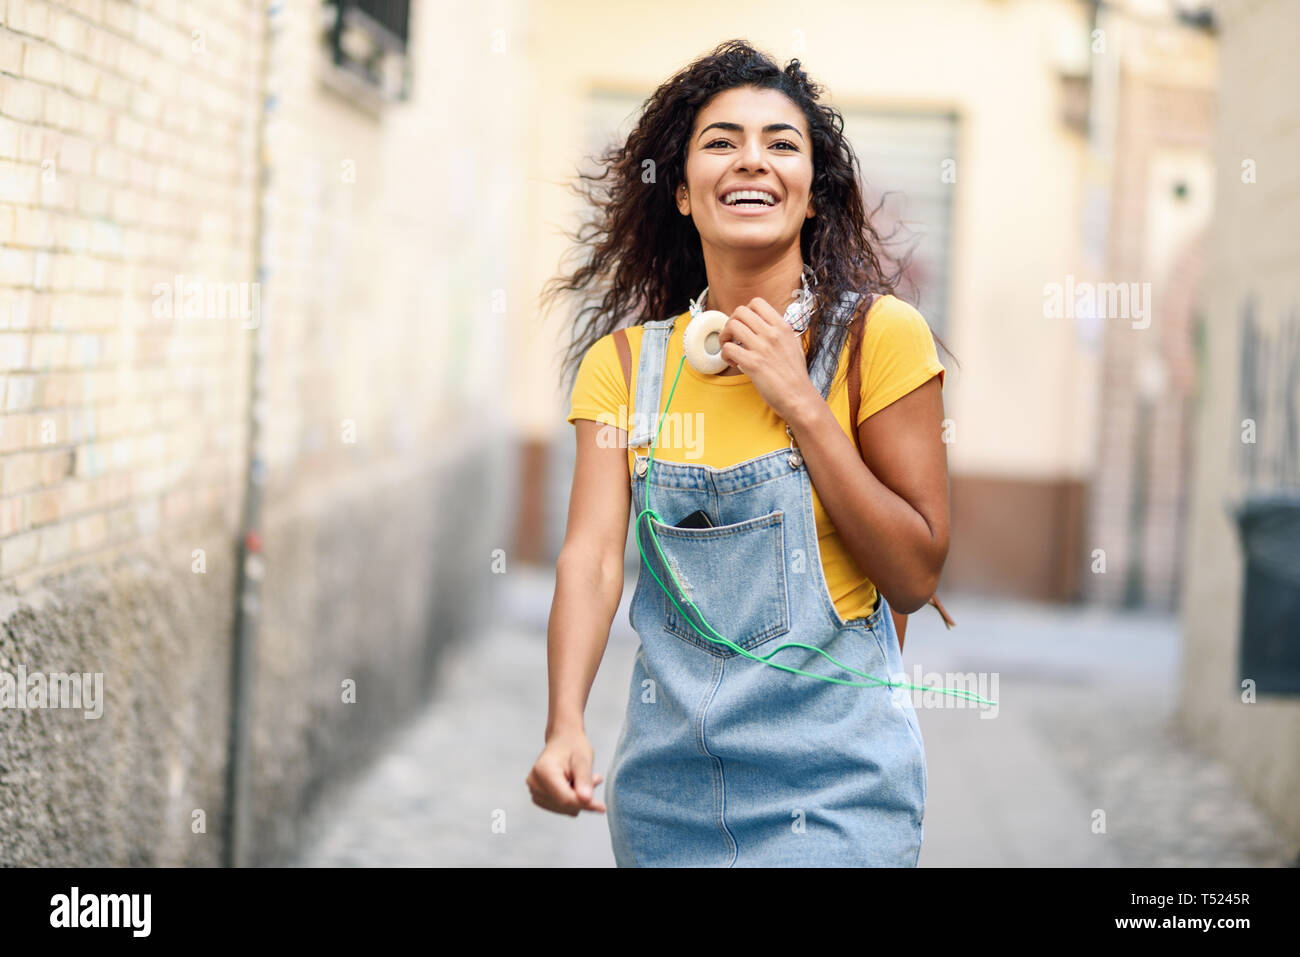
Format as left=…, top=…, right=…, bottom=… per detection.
left=1179, top=0, right=1300, bottom=845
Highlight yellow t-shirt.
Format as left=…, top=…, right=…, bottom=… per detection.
left=566, top=293, right=946, bottom=623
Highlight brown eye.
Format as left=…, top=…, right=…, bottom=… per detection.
left=703, top=139, right=798, bottom=150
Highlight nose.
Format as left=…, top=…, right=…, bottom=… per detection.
left=735, top=135, right=768, bottom=173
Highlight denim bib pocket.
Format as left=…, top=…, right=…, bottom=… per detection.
left=637, top=509, right=791, bottom=657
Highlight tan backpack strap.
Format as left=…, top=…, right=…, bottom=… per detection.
left=846, top=307, right=865, bottom=457
left=613, top=328, right=632, bottom=392
left=928, top=594, right=955, bottom=628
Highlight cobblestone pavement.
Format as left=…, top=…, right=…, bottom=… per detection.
left=291, top=566, right=1298, bottom=867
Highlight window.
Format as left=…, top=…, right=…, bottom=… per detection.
left=839, top=108, right=959, bottom=341
left=322, top=0, right=412, bottom=105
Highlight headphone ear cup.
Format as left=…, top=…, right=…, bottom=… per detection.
left=683, top=310, right=731, bottom=374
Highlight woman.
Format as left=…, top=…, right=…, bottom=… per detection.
left=527, top=39, right=954, bottom=866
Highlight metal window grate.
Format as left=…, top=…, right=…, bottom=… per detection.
left=352, top=0, right=410, bottom=46
left=325, top=0, right=412, bottom=102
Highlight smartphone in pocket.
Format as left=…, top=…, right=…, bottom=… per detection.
left=675, top=509, right=714, bottom=529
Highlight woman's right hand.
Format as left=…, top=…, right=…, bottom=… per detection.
left=526, top=728, right=607, bottom=816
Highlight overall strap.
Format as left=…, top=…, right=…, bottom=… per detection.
left=809, top=290, right=864, bottom=400
left=619, top=318, right=674, bottom=449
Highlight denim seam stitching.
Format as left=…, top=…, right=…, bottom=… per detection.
left=695, top=656, right=737, bottom=865
left=648, top=510, right=782, bottom=541
left=635, top=447, right=796, bottom=483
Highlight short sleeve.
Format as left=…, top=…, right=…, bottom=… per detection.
left=856, top=297, right=946, bottom=426
left=566, top=332, right=629, bottom=428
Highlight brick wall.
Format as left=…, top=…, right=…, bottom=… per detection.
left=0, top=0, right=520, bottom=865
left=0, top=0, right=259, bottom=587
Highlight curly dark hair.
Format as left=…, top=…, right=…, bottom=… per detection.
left=543, top=37, right=956, bottom=400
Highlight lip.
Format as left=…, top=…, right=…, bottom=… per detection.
left=718, top=187, right=782, bottom=216
left=722, top=202, right=778, bottom=216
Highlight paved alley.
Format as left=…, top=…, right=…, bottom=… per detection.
left=292, top=565, right=1296, bottom=867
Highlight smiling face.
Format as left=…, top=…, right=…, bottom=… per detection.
left=676, top=85, right=815, bottom=253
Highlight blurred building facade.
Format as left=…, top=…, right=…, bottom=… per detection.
left=1181, top=0, right=1300, bottom=847
left=1081, top=0, right=1216, bottom=611
left=0, top=0, right=516, bottom=865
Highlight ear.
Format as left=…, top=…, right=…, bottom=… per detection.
left=677, top=184, right=690, bottom=216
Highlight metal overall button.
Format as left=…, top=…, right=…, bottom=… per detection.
left=786, top=424, right=802, bottom=468
left=635, top=455, right=648, bottom=477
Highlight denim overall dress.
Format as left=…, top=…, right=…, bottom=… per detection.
left=605, top=292, right=927, bottom=867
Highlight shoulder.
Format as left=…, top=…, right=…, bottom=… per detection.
left=589, top=315, right=680, bottom=371
left=576, top=313, right=678, bottom=379
left=860, top=294, right=934, bottom=348
left=567, top=321, right=662, bottom=425
left=579, top=323, right=636, bottom=367
left=586, top=319, right=658, bottom=357
left=851, top=294, right=946, bottom=424
left=572, top=330, right=624, bottom=391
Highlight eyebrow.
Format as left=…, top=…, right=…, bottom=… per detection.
left=698, top=121, right=805, bottom=142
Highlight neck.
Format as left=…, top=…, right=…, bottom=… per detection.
left=699, top=250, right=806, bottom=320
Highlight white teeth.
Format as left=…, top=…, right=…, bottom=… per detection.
left=722, top=189, right=778, bottom=206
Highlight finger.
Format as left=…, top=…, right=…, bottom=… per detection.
left=539, top=790, right=580, bottom=816
left=572, top=749, right=595, bottom=803
left=581, top=772, right=607, bottom=811
left=744, top=297, right=783, bottom=328
left=563, top=754, right=600, bottom=816
left=727, top=304, right=765, bottom=339
left=720, top=316, right=753, bottom=352
left=528, top=781, right=566, bottom=815
left=529, top=789, right=561, bottom=814
left=528, top=764, right=582, bottom=816
left=719, top=340, right=748, bottom=369
left=536, top=762, right=581, bottom=815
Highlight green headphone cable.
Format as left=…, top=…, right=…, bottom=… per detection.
left=633, top=352, right=997, bottom=706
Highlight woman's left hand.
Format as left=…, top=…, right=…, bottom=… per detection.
left=718, top=297, right=822, bottom=424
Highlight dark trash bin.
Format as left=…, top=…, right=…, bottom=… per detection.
left=1232, top=492, right=1300, bottom=695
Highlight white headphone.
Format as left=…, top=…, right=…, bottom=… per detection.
left=683, top=265, right=817, bottom=374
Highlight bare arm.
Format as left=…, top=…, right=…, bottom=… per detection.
left=544, top=417, right=632, bottom=739
left=786, top=375, right=949, bottom=615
